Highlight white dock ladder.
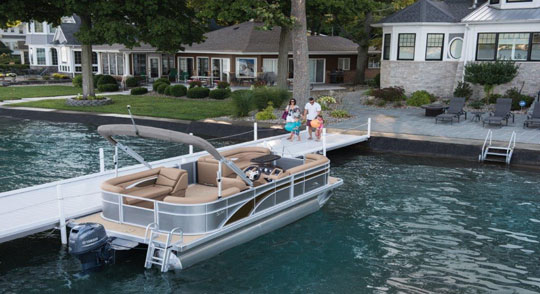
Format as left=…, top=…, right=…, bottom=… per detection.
left=144, top=223, right=183, bottom=272
left=479, top=130, right=516, bottom=165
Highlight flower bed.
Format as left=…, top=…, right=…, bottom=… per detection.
left=66, top=97, right=112, bottom=106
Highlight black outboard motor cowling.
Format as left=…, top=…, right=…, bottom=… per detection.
left=69, top=223, right=114, bottom=271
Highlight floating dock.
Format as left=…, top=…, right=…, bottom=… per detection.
left=0, top=121, right=370, bottom=244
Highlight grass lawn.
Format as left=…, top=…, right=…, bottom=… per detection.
left=9, top=95, right=235, bottom=121
left=0, top=85, right=82, bottom=101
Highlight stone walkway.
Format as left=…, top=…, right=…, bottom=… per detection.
left=333, top=91, right=540, bottom=145
left=0, top=90, right=132, bottom=106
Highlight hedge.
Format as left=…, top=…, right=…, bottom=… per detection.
left=155, top=78, right=171, bottom=85
left=125, top=77, right=138, bottom=88
left=97, top=83, right=119, bottom=92
left=187, top=87, right=210, bottom=98
left=252, top=87, right=290, bottom=110
left=189, top=80, right=202, bottom=88
left=231, top=90, right=254, bottom=117
left=98, top=75, right=117, bottom=86
left=164, top=85, right=172, bottom=96
left=157, top=83, right=168, bottom=94
left=209, top=88, right=231, bottom=100
left=170, top=85, right=187, bottom=97
left=130, top=87, right=148, bottom=95
left=72, top=75, right=83, bottom=88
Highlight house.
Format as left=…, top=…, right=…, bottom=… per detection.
left=175, top=21, right=380, bottom=84
left=373, top=0, right=540, bottom=97
left=26, top=20, right=57, bottom=71
left=0, top=23, right=28, bottom=64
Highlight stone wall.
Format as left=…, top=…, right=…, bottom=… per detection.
left=476, top=62, right=540, bottom=98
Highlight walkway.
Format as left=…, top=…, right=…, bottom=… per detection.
left=335, top=91, right=540, bottom=145
left=0, top=90, right=132, bottom=106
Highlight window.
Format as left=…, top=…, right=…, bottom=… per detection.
left=425, top=33, right=444, bottom=60
left=110, top=53, right=117, bottom=75
left=51, top=48, right=58, bottom=65
left=490, top=0, right=499, bottom=3
left=161, top=55, right=174, bottom=75
left=49, top=25, right=56, bottom=34
left=61, top=47, right=68, bottom=63
left=197, top=57, right=209, bottom=76
left=531, top=33, right=540, bottom=61
left=74, top=51, right=82, bottom=65
left=368, top=55, right=380, bottom=68
left=449, top=38, right=463, bottom=59
left=338, top=58, right=350, bottom=70
left=383, top=34, right=391, bottom=60
left=262, top=59, right=278, bottom=74
left=398, top=33, right=415, bottom=60
left=101, top=53, right=109, bottom=74
left=34, top=22, right=43, bottom=33
left=101, top=53, right=121, bottom=75
left=506, top=0, right=532, bottom=2
left=133, top=54, right=146, bottom=76
left=92, top=52, right=98, bottom=65
left=75, top=51, right=98, bottom=73
left=288, top=59, right=294, bottom=78
left=117, top=54, right=123, bottom=75
left=236, top=58, right=256, bottom=78
left=476, top=33, right=497, bottom=60
left=36, top=48, right=46, bottom=65
left=497, top=33, right=529, bottom=60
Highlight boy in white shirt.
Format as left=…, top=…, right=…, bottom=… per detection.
left=303, top=97, right=321, bottom=140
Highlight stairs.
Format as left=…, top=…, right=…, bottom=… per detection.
left=479, top=130, right=516, bottom=165
left=144, top=224, right=183, bottom=272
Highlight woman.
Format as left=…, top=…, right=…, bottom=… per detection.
left=285, top=98, right=300, bottom=123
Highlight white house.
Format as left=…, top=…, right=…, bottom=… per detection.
left=26, top=20, right=57, bottom=71
left=373, top=0, right=540, bottom=97
left=0, top=23, right=28, bottom=64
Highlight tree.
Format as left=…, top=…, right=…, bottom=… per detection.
left=0, top=0, right=206, bottom=98
left=291, top=0, right=310, bottom=105
left=464, top=61, right=519, bottom=104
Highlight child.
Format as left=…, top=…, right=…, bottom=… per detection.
left=288, top=115, right=302, bottom=141
left=314, top=115, right=324, bottom=141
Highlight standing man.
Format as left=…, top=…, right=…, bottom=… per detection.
left=303, top=97, right=321, bottom=140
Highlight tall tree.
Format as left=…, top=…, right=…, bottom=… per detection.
left=0, top=0, right=206, bottom=98
left=291, top=0, right=309, bottom=106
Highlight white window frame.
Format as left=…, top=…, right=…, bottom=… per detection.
left=235, top=57, right=257, bottom=79
left=337, top=58, right=350, bottom=71
left=448, top=37, right=463, bottom=60
left=36, top=48, right=46, bottom=65
left=178, top=57, right=194, bottom=76
left=262, top=58, right=278, bottom=74
left=196, top=57, right=210, bottom=77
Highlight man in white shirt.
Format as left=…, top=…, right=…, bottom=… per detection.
left=303, top=97, right=321, bottom=140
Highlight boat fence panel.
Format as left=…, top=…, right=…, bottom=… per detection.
left=180, top=162, right=197, bottom=185
left=254, top=193, right=275, bottom=213
left=159, top=212, right=207, bottom=233
left=275, top=187, right=289, bottom=205
left=158, top=202, right=207, bottom=215
left=102, top=200, right=119, bottom=220
left=123, top=205, right=154, bottom=226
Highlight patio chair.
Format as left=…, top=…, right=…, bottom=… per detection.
left=435, top=97, right=466, bottom=124
left=523, top=102, right=540, bottom=128
left=483, top=98, right=514, bottom=127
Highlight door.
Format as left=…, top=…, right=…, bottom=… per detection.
left=178, top=57, right=194, bottom=80
left=149, top=57, right=159, bottom=78
left=308, top=59, right=325, bottom=83
left=211, top=58, right=230, bottom=82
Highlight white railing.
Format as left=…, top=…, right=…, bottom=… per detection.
left=479, top=130, right=493, bottom=161
left=506, top=131, right=517, bottom=164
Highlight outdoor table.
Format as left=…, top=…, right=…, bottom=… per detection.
left=470, top=111, right=484, bottom=122
left=421, top=104, right=448, bottom=117
left=190, top=75, right=219, bottom=86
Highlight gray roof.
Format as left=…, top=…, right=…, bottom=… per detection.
left=183, top=21, right=358, bottom=53
left=462, top=3, right=540, bottom=22
left=58, top=15, right=81, bottom=45
left=378, top=0, right=484, bottom=24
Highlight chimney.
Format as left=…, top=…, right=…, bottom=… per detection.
left=470, top=0, right=478, bottom=9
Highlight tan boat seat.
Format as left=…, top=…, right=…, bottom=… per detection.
left=285, top=154, right=329, bottom=175
left=164, top=184, right=240, bottom=204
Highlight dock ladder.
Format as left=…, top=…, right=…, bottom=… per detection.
left=479, top=130, right=516, bottom=165
left=144, top=223, right=183, bottom=272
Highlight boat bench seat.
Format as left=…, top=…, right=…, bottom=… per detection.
left=101, top=167, right=188, bottom=205
left=197, top=147, right=270, bottom=186
left=164, top=184, right=240, bottom=204
left=281, top=154, right=329, bottom=176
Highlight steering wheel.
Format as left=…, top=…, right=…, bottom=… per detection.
left=244, top=165, right=261, bottom=181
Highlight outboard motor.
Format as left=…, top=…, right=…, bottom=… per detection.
left=68, top=223, right=115, bottom=271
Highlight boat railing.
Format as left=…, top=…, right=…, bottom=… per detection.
left=100, top=163, right=331, bottom=235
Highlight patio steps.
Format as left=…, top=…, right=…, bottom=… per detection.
left=479, top=131, right=516, bottom=165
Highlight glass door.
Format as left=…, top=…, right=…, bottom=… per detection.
left=308, top=59, right=325, bottom=83
left=178, top=57, right=194, bottom=81
left=149, top=57, right=159, bottom=78
left=211, top=58, right=230, bottom=82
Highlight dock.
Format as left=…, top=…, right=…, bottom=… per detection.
left=0, top=120, right=370, bottom=244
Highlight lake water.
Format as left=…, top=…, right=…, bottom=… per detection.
left=0, top=117, right=539, bottom=293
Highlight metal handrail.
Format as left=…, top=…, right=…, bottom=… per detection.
left=480, top=130, right=492, bottom=161
left=506, top=131, right=516, bottom=164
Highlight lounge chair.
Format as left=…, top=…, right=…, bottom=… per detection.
left=524, top=102, right=540, bottom=128
left=483, top=98, right=514, bottom=127
left=435, top=97, right=466, bottom=124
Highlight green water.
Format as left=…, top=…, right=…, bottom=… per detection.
left=0, top=117, right=539, bottom=293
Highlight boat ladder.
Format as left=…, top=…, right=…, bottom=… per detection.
left=479, top=130, right=516, bottom=165
left=144, top=223, right=183, bottom=272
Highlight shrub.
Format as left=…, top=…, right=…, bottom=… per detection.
left=72, top=75, right=83, bottom=88
left=155, top=77, right=171, bottom=85
left=488, top=93, right=502, bottom=104
left=330, top=110, right=351, bottom=118
left=97, top=83, right=119, bottom=92
left=464, top=60, right=519, bottom=104
left=169, top=85, right=187, bottom=97
left=231, top=90, right=254, bottom=117
left=52, top=73, right=69, bottom=80
left=130, top=87, right=148, bottom=95
left=42, top=75, right=50, bottom=80
left=217, top=81, right=230, bottom=89
left=505, top=87, right=534, bottom=110
left=406, top=90, right=432, bottom=106
left=98, top=75, right=116, bottom=86
left=152, top=81, right=164, bottom=92
left=187, top=86, right=210, bottom=98
left=453, top=81, right=473, bottom=99
left=189, top=80, right=202, bottom=88
left=371, top=87, right=405, bottom=102
left=125, top=76, right=138, bottom=88
left=373, top=73, right=381, bottom=88
left=468, top=100, right=484, bottom=109
left=317, top=96, right=337, bottom=111
left=252, top=87, right=291, bottom=110
left=209, top=88, right=231, bottom=100
left=93, top=74, right=103, bottom=87
left=377, top=100, right=387, bottom=107
left=164, top=85, right=172, bottom=96
left=157, top=83, right=168, bottom=94
left=255, top=102, right=276, bottom=120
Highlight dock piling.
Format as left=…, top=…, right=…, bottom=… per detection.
left=189, top=133, right=194, bottom=154
left=99, top=148, right=105, bottom=173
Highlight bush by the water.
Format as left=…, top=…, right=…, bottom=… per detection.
left=505, top=87, right=534, bottom=110
left=130, top=87, right=148, bottom=95
left=317, top=96, right=337, bottom=111
left=125, top=77, right=138, bottom=88
left=209, top=88, right=231, bottom=100
left=189, top=80, right=202, bottom=88
left=157, top=83, right=168, bottom=94
left=97, top=83, right=119, bottom=92
left=231, top=90, right=254, bottom=117
left=253, top=87, right=290, bottom=111
left=187, top=86, right=210, bottom=98
left=98, top=75, right=117, bottom=86
left=255, top=102, right=276, bottom=121
left=371, top=87, right=405, bottom=102
left=406, top=90, right=432, bottom=106
left=453, top=82, right=473, bottom=99
left=330, top=110, right=351, bottom=118
left=72, top=75, right=82, bottom=88
left=169, top=85, right=187, bottom=97
left=164, top=85, right=172, bottom=96
left=217, top=81, right=230, bottom=89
